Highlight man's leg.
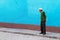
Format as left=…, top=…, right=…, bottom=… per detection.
left=40, top=21, right=43, bottom=34
left=43, top=21, right=46, bottom=34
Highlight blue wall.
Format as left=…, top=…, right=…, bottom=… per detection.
left=0, top=0, right=28, bottom=23
left=0, top=0, right=60, bottom=27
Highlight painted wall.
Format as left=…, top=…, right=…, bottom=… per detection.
left=0, top=0, right=28, bottom=24
left=0, top=0, right=60, bottom=27
left=27, top=0, right=60, bottom=27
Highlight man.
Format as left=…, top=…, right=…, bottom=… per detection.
left=39, top=8, right=46, bottom=35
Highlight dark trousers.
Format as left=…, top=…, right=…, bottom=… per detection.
left=40, top=21, right=46, bottom=33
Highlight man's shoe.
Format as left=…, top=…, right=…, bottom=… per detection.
left=43, top=33, right=46, bottom=35
left=40, top=33, right=43, bottom=34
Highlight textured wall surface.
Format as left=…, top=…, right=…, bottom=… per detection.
left=0, top=0, right=60, bottom=27
left=27, top=0, right=60, bottom=27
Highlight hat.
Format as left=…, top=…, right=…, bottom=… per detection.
left=39, top=8, right=42, bottom=10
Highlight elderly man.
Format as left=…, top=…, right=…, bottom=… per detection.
left=39, top=8, right=46, bottom=35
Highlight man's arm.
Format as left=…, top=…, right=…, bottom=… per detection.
left=43, top=12, right=46, bottom=21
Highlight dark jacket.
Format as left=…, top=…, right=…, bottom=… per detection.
left=41, top=11, right=46, bottom=22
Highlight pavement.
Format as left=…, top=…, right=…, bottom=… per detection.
left=0, top=27, right=60, bottom=40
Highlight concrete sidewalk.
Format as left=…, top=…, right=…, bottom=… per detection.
left=0, top=27, right=60, bottom=40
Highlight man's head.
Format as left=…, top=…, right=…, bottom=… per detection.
left=39, top=8, right=43, bottom=12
